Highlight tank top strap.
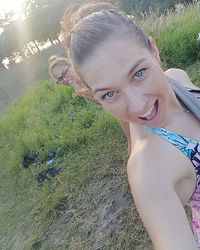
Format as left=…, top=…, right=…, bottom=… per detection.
left=145, top=127, right=197, bottom=160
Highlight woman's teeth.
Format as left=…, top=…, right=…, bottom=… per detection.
left=139, top=101, right=158, bottom=121
left=141, top=106, right=154, bottom=119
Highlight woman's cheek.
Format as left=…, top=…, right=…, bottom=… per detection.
left=101, top=103, right=115, bottom=114
left=106, top=105, right=124, bottom=118
left=102, top=103, right=112, bottom=112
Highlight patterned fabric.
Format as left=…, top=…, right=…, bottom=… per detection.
left=146, top=127, right=200, bottom=247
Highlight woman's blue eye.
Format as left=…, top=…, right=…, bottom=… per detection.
left=135, top=69, right=144, bottom=79
left=106, top=91, right=114, bottom=97
left=103, top=91, right=116, bottom=100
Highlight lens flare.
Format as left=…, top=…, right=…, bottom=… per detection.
left=0, top=0, right=25, bottom=14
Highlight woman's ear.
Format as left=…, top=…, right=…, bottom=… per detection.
left=148, top=36, right=161, bottom=63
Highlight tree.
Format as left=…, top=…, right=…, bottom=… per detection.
left=0, top=0, right=68, bottom=66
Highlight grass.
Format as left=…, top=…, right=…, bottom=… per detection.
left=186, top=61, right=200, bottom=86
left=139, top=4, right=200, bottom=69
left=1, top=3, right=200, bottom=250
left=0, top=81, right=151, bottom=249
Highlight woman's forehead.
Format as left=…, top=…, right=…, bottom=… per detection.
left=53, top=63, right=67, bottom=74
left=81, top=38, right=149, bottom=88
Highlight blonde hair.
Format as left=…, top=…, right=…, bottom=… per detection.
left=60, top=2, right=151, bottom=73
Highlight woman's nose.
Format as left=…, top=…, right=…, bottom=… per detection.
left=125, top=89, right=147, bottom=115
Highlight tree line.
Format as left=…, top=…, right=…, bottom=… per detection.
left=0, top=0, right=195, bottom=69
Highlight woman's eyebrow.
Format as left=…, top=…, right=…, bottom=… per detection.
left=94, top=87, right=110, bottom=95
left=94, top=58, right=146, bottom=94
left=127, top=58, right=146, bottom=79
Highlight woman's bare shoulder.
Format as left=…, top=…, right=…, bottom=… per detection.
left=127, top=136, right=198, bottom=250
left=165, top=68, right=199, bottom=89
left=127, top=135, right=193, bottom=195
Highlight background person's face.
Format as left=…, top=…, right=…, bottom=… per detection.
left=52, top=64, right=67, bottom=81
left=81, top=37, right=173, bottom=128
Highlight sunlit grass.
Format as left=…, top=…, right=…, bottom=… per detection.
left=139, top=4, right=200, bottom=69
left=186, top=61, right=200, bottom=87
left=1, top=81, right=141, bottom=249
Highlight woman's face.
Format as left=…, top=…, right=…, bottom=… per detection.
left=80, top=37, right=175, bottom=128
left=51, top=63, right=73, bottom=85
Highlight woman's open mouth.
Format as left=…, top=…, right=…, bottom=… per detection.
left=139, top=100, right=159, bottom=122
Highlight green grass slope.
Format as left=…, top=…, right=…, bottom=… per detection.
left=0, top=82, right=150, bottom=249
left=140, top=4, right=200, bottom=69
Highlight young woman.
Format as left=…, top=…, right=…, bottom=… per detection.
left=54, top=2, right=200, bottom=249
left=49, top=56, right=74, bottom=85
left=48, top=55, right=103, bottom=102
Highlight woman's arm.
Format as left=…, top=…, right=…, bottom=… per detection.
left=127, top=145, right=198, bottom=250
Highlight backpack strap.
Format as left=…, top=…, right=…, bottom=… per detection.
left=168, top=77, right=200, bottom=121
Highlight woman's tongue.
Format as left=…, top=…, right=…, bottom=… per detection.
left=140, top=101, right=158, bottom=121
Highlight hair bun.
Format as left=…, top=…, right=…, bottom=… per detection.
left=60, top=2, right=118, bottom=47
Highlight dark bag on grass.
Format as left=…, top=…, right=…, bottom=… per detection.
left=169, top=78, right=200, bottom=121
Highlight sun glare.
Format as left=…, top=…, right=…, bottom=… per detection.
left=0, top=0, right=25, bottom=14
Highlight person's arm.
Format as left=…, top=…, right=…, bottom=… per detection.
left=127, top=147, right=198, bottom=250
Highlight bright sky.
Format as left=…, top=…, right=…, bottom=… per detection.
left=0, top=0, right=25, bottom=14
